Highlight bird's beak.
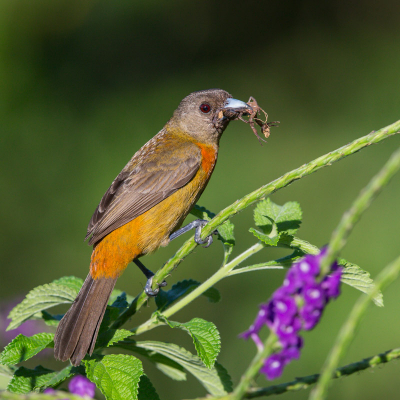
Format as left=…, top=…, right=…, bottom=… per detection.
left=223, top=98, right=253, bottom=114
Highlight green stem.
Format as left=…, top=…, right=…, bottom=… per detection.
left=231, top=334, right=278, bottom=400
left=132, top=242, right=265, bottom=335
left=309, top=254, right=400, bottom=400
left=320, top=145, right=400, bottom=275
left=112, top=120, right=400, bottom=330
left=243, top=347, right=400, bottom=398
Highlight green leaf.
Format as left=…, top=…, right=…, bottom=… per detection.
left=7, top=366, right=57, bottom=393
left=133, top=341, right=232, bottom=396
left=84, top=354, right=143, bottom=400
left=52, top=276, right=83, bottom=293
left=111, top=340, right=187, bottom=381
left=7, top=278, right=81, bottom=331
left=109, top=290, right=135, bottom=308
left=110, top=292, right=129, bottom=312
left=158, top=316, right=220, bottom=369
left=154, top=362, right=186, bottom=381
left=339, top=259, right=384, bottom=307
left=96, top=329, right=133, bottom=349
left=254, top=198, right=302, bottom=235
left=155, top=279, right=220, bottom=311
left=249, top=227, right=279, bottom=246
left=137, top=375, right=160, bottom=400
left=43, top=365, right=83, bottom=388
left=0, top=333, right=54, bottom=366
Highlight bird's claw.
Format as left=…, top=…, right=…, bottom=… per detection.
left=194, top=221, right=218, bottom=248
left=145, top=276, right=167, bottom=297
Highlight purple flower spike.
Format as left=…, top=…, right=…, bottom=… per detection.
left=261, top=353, right=286, bottom=380
left=68, top=375, right=96, bottom=398
left=241, top=247, right=342, bottom=381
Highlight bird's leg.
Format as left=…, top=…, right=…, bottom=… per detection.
left=134, top=259, right=167, bottom=296
left=169, top=219, right=218, bottom=248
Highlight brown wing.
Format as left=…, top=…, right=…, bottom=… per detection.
left=85, top=131, right=202, bottom=245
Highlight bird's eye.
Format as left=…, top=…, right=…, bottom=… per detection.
left=199, top=103, right=211, bottom=113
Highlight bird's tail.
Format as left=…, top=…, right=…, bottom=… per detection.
left=54, top=273, right=117, bottom=366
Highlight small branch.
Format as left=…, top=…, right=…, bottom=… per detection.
left=243, top=347, right=400, bottom=398
left=231, top=334, right=278, bottom=400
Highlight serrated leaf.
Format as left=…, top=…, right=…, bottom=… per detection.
left=132, top=341, right=232, bottom=396
left=43, top=365, right=82, bottom=388
left=96, top=329, right=133, bottom=349
left=52, top=276, right=83, bottom=293
left=154, top=362, right=186, bottom=381
left=159, top=316, right=220, bottom=369
left=0, top=333, right=54, bottom=365
left=111, top=341, right=187, bottom=382
left=137, top=375, right=160, bottom=400
left=190, top=205, right=235, bottom=246
left=112, top=340, right=230, bottom=396
left=7, top=366, right=57, bottom=394
left=110, top=292, right=129, bottom=312
left=249, top=227, right=279, bottom=246
left=155, top=279, right=220, bottom=311
left=254, top=199, right=302, bottom=236
left=339, top=259, right=384, bottom=307
left=84, top=354, right=143, bottom=400
left=7, top=278, right=81, bottom=331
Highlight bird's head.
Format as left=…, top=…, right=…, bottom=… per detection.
left=169, top=88, right=252, bottom=144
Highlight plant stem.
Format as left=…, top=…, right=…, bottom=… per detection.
left=320, top=145, right=400, bottom=275
left=112, top=120, right=400, bottom=330
left=309, top=254, right=400, bottom=400
left=231, top=334, right=278, bottom=400
left=243, top=346, right=400, bottom=398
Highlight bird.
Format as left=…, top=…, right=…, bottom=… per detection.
left=54, top=88, right=253, bottom=366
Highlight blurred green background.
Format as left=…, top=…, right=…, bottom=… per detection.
left=1, top=0, right=400, bottom=399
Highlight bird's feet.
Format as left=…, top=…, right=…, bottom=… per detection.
left=193, top=220, right=218, bottom=248
left=144, top=275, right=167, bottom=297
left=170, top=219, right=218, bottom=248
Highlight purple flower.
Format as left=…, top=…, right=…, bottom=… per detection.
left=68, top=375, right=96, bottom=398
left=322, top=270, right=342, bottom=298
left=300, top=304, right=323, bottom=330
left=260, top=353, right=286, bottom=380
left=302, top=283, right=326, bottom=308
left=273, top=296, right=297, bottom=324
left=43, top=388, right=56, bottom=394
left=241, top=247, right=342, bottom=380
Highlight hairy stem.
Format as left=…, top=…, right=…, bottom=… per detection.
left=243, top=347, right=400, bottom=398
left=320, top=145, right=400, bottom=275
